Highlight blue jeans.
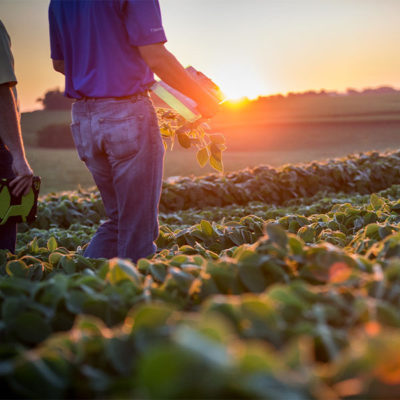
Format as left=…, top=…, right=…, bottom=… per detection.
left=71, top=94, right=165, bottom=262
left=0, top=143, right=16, bottom=253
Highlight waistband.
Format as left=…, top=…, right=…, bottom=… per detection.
left=76, top=90, right=149, bottom=103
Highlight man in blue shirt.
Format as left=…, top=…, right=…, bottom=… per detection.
left=49, top=0, right=218, bottom=262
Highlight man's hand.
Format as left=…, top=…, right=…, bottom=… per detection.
left=10, top=156, right=33, bottom=197
left=195, top=93, right=220, bottom=120
left=0, top=84, right=34, bottom=197
left=139, top=43, right=220, bottom=120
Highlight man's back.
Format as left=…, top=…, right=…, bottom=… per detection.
left=49, top=0, right=167, bottom=99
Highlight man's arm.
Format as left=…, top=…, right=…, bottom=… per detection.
left=0, top=84, right=33, bottom=196
left=52, top=59, right=65, bottom=75
left=138, top=43, right=219, bottom=118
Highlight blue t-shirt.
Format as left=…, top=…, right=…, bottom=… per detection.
left=49, top=0, right=167, bottom=99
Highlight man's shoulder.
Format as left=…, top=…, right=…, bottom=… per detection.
left=0, top=20, right=17, bottom=87
left=0, top=20, right=13, bottom=60
left=0, top=20, right=10, bottom=42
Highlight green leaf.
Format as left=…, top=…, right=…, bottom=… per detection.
left=14, top=311, right=52, bottom=344
left=288, top=236, right=305, bottom=256
left=29, top=237, right=40, bottom=253
left=170, top=255, right=189, bottom=266
left=209, top=143, right=222, bottom=161
left=6, top=260, right=28, bottom=278
left=2, top=297, right=27, bottom=324
left=377, top=301, right=400, bottom=327
left=268, top=285, right=307, bottom=310
left=238, top=263, right=268, bottom=293
left=177, top=132, right=191, bottom=149
left=209, top=155, right=223, bottom=172
left=137, top=258, right=151, bottom=274
left=370, top=193, right=385, bottom=210
left=365, top=223, right=380, bottom=239
left=81, top=365, right=111, bottom=392
left=60, top=255, right=76, bottom=274
left=11, top=357, right=68, bottom=399
left=136, top=345, right=191, bottom=399
left=200, top=220, right=214, bottom=237
left=47, top=237, right=58, bottom=252
left=298, top=226, right=316, bottom=243
left=65, top=290, right=88, bottom=314
left=169, top=267, right=195, bottom=288
left=48, top=252, right=63, bottom=267
left=132, top=304, right=174, bottom=331
left=265, top=224, right=288, bottom=248
left=106, top=337, right=135, bottom=375
left=150, top=263, right=168, bottom=283
left=196, top=147, right=209, bottom=167
left=106, top=258, right=142, bottom=288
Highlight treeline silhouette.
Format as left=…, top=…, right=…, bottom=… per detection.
left=37, top=89, right=74, bottom=110
left=37, top=86, right=400, bottom=111
left=240, top=86, right=400, bottom=104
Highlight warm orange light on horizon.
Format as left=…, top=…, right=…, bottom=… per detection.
left=221, top=83, right=261, bottom=102
left=216, top=65, right=265, bottom=102
left=224, top=97, right=249, bottom=109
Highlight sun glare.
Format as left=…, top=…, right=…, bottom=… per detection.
left=217, top=66, right=264, bottom=102
left=222, top=83, right=261, bottom=102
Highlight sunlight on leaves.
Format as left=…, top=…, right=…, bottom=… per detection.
left=157, top=108, right=226, bottom=172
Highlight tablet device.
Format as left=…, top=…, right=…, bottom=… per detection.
left=0, top=176, right=41, bottom=225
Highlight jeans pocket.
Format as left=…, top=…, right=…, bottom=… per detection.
left=70, top=122, right=87, bottom=161
left=101, top=116, right=142, bottom=160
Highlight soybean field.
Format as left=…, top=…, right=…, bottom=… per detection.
left=2, top=150, right=400, bottom=398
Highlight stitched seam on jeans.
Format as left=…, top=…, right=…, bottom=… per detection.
left=148, top=129, right=157, bottom=244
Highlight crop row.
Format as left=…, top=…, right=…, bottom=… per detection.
left=159, top=150, right=400, bottom=211
left=164, top=192, right=400, bottom=254
left=25, top=151, right=400, bottom=230
left=22, top=181, right=400, bottom=233
left=19, top=190, right=400, bottom=261
left=2, top=224, right=400, bottom=397
left=4, top=224, right=400, bottom=338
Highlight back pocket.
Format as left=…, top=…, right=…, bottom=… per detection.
left=101, top=116, right=141, bottom=160
left=70, top=122, right=87, bottom=161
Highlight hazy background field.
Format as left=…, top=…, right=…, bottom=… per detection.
left=22, top=91, right=400, bottom=194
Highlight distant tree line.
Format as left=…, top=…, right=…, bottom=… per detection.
left=254, top=86, right=400, bottom=103
left=345, top=86, right=399, bottom=96
left=37, top=88, right=74, bottom=110
left=38, top=85, right=399, bottom=111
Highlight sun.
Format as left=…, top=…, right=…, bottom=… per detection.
left=222, top=85, right=259, bottom=101
left=216, top=66, right=264, bottom=101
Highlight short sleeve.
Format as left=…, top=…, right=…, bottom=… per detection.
left=0, top=20, right=17, bottom=86
left=121, top=0, right=167, bottom=46
left=49, top=4, right=64, bottom=60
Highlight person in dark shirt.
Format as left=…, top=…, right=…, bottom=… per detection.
left=0, top=20, right=33, bottom=253
left=49, top=0, right=219, bottom=262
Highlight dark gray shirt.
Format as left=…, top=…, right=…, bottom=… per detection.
left=0, top=20, right=19, bottom=151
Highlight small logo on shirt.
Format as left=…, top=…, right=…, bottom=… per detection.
left=150, top=27, right=163, bottom=33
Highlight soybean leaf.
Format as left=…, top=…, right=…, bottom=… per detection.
left=196, top=148, right=209, bottom=167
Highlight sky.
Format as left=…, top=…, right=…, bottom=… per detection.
left=0, top=0, right=399, bottom=111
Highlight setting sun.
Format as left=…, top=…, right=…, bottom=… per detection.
left=216, top=65, right=264, bottom=101
left=220, top=80, right=262, bottom=101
